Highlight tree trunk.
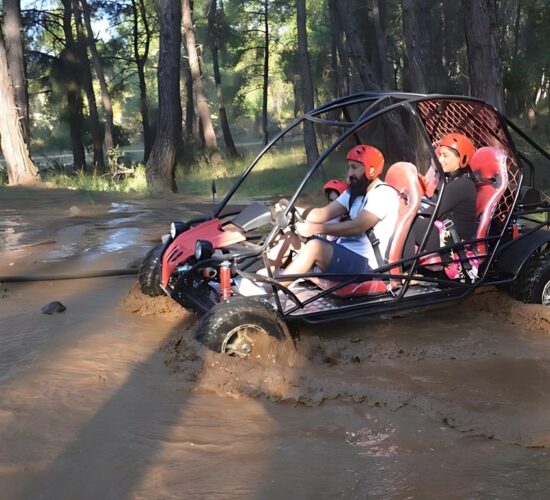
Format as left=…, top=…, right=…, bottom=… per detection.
left=371, top=0, right=393, bottom=89
left=401, top=0, right=432, bottom=93
left=2, top=0, right=29, bottom=144
left=182, top=52, right=196, bottom=148
left=296, top=0, right=319, bottom=166
left=328, top=0, right=348, bottom=100
left=146, top=0, right=182, bottom=194
left=208, top=0, right=239, bottom=158
left=61, top=0, right=86, bottom=171
left=80, top=0, right=114, bottom=152
left=131, top=0, right=152, bottom=162
left=333, top=0, right=379, bottom=90
left=182, top=0, right=220, bottom=162
left=71, top=0, right=104, bottom=171
left=462, top=0, right=504, bottom=111
left=0, top=34, right=39, bottom=185
left=262, top=0, right=269, bottom=145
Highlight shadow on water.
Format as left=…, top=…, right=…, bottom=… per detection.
left=16, top=317, right=198, bottom=499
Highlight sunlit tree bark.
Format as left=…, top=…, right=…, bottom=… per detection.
left=131, top=0, right=152, bottom=161
left=2, top=0, right=29, bottom=144
left=61, top=0, right=86, bottom=170
left=182, top=0, right=220, bottom=162
left=145, top=0, right=182, bottom=194
left=296, top=0, right=318, bottom=165
left=80, top=0, right=114, bottom=153
left=0, top=33, right=39, bottom=185
left=208, top=0, right=238, bottom=158
left=68, top=0, right=104, bottom=171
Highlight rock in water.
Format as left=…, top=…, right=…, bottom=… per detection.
left=41, top=301, right=67, bottom=315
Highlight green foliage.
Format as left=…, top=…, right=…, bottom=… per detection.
left=176, top=145, right=307, bottom=197
left=43, top=164, right=148, bottom=193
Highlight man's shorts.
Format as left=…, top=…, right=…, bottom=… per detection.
left=319, top=238, right=372, bottom=276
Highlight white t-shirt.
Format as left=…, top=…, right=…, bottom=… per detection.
left=334, top=179, right=400, bottom=269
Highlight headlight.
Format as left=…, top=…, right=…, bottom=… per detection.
left=170, top=221, right=189, bottom=239
left=195, top=240, right=214, bottom=261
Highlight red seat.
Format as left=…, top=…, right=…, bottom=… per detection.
left=312, top=162, right=423, bottom=296
left=470, top=147, right=509, bottom=254
left=418, top=146, right=508, bottom=272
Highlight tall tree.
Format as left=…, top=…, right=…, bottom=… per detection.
left=331, top=0, right=380, bottom=91
left=182, top=0, right=220, bottom=162
left=61, top=0, right=87, bottom=170
left=71, top=0, right=104, bottom=170
left=80, top=0, right=114, bottom=153
left=208, top=0, right=239, bottom=158
left=2, top=0, right=29, bottom=144
left=462, top=0, right=504, bottom=110
left=131, top=0, right=153, bottom=161
left=296, top=0, right=318, bottom=165
left=401, top=0, right=432, bottom=93
left=261, top=0, right=269, bottom=144
left=0, top=32, right=39, bottom=185
left=145, top=0, right=182, bottom=194
left=371, top=0, right=393, bottom=89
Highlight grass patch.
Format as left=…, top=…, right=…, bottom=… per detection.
left=41, top=164, right=148, bottom=193
left=2, top=145, right=309, bottom=198
left=177, top=147, right=308, bottom=198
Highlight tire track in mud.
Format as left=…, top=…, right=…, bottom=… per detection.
left=124, top=284, right=550, bottom=448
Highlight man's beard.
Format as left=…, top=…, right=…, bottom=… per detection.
left=348, top=173, right=369, bottom=200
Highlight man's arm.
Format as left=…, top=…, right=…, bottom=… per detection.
left=305, top=200, right=347, bottom=223
left=297, top=209, right=380, bottom=238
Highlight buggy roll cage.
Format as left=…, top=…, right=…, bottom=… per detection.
left=208, top=92, right=550, bottom=322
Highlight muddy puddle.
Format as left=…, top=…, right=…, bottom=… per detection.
left=2, top=187, right=550, bottom=498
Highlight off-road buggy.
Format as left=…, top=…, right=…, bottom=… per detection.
left=139, top=92, right=550, bottom=357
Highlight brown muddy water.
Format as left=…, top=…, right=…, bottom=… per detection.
left=1, top=187, right=550, bottom=499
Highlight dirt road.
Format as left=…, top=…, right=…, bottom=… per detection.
left=1, top=186, right=550, bottom=498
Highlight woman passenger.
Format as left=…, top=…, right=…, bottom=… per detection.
left=403, top=133, right=477, bottom=257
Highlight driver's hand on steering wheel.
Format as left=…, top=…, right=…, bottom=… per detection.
left=296, top=221, right=322, bottom=238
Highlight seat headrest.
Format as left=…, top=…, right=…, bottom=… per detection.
left=385, top=162, right=422, bottom=192
left=469, top=147, right=508, bottom=186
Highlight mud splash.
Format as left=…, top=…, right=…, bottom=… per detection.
left=123, top=285, right=550, bottom=448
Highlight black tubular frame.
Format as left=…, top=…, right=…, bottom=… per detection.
left=192, top=92, right=550, bottom=322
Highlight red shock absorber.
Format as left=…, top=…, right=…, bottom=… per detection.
left=219, top=261, right=232, bottom=301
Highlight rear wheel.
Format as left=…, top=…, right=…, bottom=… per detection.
left=195, top=297, right=292, bottom=357
left=509, top=251, right=550, bottom=304
left=138, top=243, right=163, bottom=296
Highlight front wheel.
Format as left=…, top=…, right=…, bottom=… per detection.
left=509, top=251, right=550, bottom=304
left=195, top=297, right=292, bottom=358
left=138, top=243, right=164, bottom=297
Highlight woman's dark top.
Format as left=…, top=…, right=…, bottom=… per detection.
left=433, top=169, right=477, bottom=240
left=403, top=169, right=477, bottom=260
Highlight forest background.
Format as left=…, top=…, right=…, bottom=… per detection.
left=0, top=0, right=549, bottom=194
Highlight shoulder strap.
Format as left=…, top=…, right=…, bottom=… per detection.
left=367, top=228, right=385, bottom=267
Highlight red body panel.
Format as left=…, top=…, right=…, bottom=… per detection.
left=161, top=219, right=246, bottom=287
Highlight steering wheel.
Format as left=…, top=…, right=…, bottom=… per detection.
left=272, top=199, right=308, bottom=244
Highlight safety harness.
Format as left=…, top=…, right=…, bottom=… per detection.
left=348, top=182, right=398, bottom=269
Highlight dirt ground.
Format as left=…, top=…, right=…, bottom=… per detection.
left=1, top=186, right=550, bottom=499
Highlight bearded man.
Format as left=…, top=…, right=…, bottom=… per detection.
left=280, top=144, right=400, bottom=283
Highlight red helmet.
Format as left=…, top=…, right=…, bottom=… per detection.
left=323, top=179, right=349, bottom=195
left=439, top=133, right=475, bottom=168
left=346, top=145, right=385, bottom=181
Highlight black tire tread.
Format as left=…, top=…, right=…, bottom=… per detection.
left=195, top=296, right=290, bottom=353
left=138, top=243, right=164, bottom=297
left=508, top=251, right=550, bottom=303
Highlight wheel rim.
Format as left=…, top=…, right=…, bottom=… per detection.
left=221, top=324, right=268, bottom=358
left=542, top=281, right=550, bottom=305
